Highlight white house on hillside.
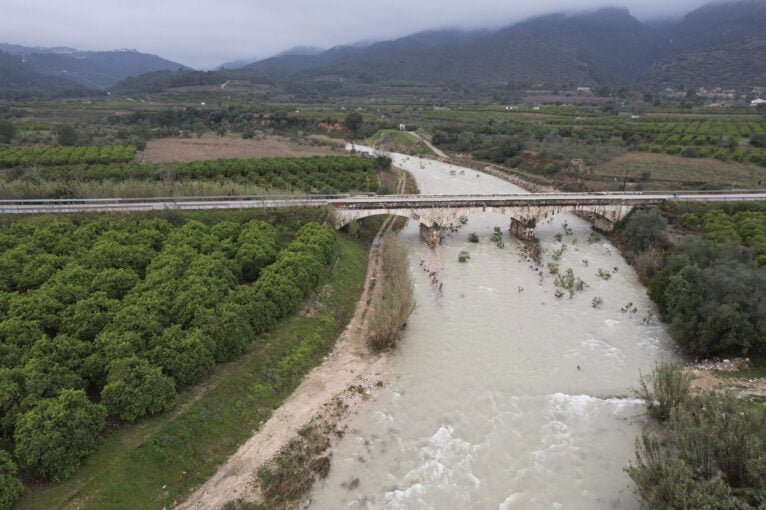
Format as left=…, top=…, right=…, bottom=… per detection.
left=751, top=98, right=766, bottom=107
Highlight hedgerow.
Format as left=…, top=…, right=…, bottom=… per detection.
left=0, top=145, right=136, bottom=167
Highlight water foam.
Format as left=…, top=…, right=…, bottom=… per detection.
left=382, top=424, right=481, bottom=509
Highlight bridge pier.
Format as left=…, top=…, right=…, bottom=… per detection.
left=510, top=217, right=536, bottom=241
left=573, top=207, right=633, bottom=233
left=419, top=224, right=442, bottom=247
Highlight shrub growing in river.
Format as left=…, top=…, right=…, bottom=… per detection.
left=553, top=268, right=588, bottom=298
left=489, top=227, right=504, bottom=248
left=633, top=362, right=691, bottom=422
left=596, top=268, right=612, bottom=280
left=467, top=232, right=479, bottom=243
left=458, top=251, right=471, bottom=262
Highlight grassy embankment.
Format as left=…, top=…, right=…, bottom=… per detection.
left=16, top=233, right=369, bottom=510
left=369, top=129, right=435, bottom=156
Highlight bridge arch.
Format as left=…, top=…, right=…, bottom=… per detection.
left=331, top=208, right=437, bottom=229
left=330, top=202, right=636, bottom=242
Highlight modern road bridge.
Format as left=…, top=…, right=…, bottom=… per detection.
left=1, top=190, right=765, bottom=242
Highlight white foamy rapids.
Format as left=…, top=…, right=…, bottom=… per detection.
left=383, top=425, right=482, bottom=509
left=308, top=149, right=676, bottom=509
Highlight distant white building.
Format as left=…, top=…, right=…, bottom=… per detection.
left=398, top=123, right=406, bottom=131
left=751, top=98, right=766, bottom=107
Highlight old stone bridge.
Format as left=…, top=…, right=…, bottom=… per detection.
left=2, top=191, right=765, bottom=244
left=329, top=191, right=766, bottom=243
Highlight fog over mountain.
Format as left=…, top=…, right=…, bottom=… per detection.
left=2, top=0, right=720, bottom=68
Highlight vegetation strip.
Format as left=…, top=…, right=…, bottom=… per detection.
left=0, top=145, right=137, bottom=168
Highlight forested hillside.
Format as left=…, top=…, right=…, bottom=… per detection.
left=109, top=0, right=766, bottom=101
left=0, top=45, right=187, bottom=96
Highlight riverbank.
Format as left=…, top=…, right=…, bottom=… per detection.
left=607, top=207, right=766, bottom=403
left=179, top=230, right=391, bottom=509
left=177, top=168, right=413, bottom=509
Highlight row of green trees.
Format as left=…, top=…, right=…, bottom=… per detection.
left=0, top=145, right=137, bottom=168
left=0, top=217, right=336, bottom=505
left=5, top=156, right=381, bottom=195
left=688, top=210, right=766, bottom=265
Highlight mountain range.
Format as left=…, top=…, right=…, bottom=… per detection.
left=2, top=0, right=766, bottom=101
left=0, top=44, right=187, bottom=97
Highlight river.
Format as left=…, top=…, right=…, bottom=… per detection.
left=308, top=148, right=677, bottom=509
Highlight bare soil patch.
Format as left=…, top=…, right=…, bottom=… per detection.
left=141, top=135, right=335, bottom=163
left=686, top=358, right=766, bottom=400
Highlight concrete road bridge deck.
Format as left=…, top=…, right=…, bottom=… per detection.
left=1, top=190, right=765, bottom=242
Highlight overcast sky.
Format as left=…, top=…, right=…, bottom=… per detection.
left=2, top=0, right=714, bottom=69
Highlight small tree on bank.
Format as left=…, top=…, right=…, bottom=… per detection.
left=344, top=112, right=363, bottom=136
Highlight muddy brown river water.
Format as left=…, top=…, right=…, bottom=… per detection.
left=308, top=148, right=678, bottom=509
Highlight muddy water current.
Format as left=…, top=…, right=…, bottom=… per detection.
left=309, top=148, right=678, bottom=509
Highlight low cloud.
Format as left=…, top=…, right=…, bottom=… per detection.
left=2, top=0, right=713, bottom=68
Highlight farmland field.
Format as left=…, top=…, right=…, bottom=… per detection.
left=0, top=155, right=383, bottom=198
left=0, top=209, right=358, bottom=502
left=141, top=135, right=335, bottom=163
left=592, top=152, right=766, bottom=189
